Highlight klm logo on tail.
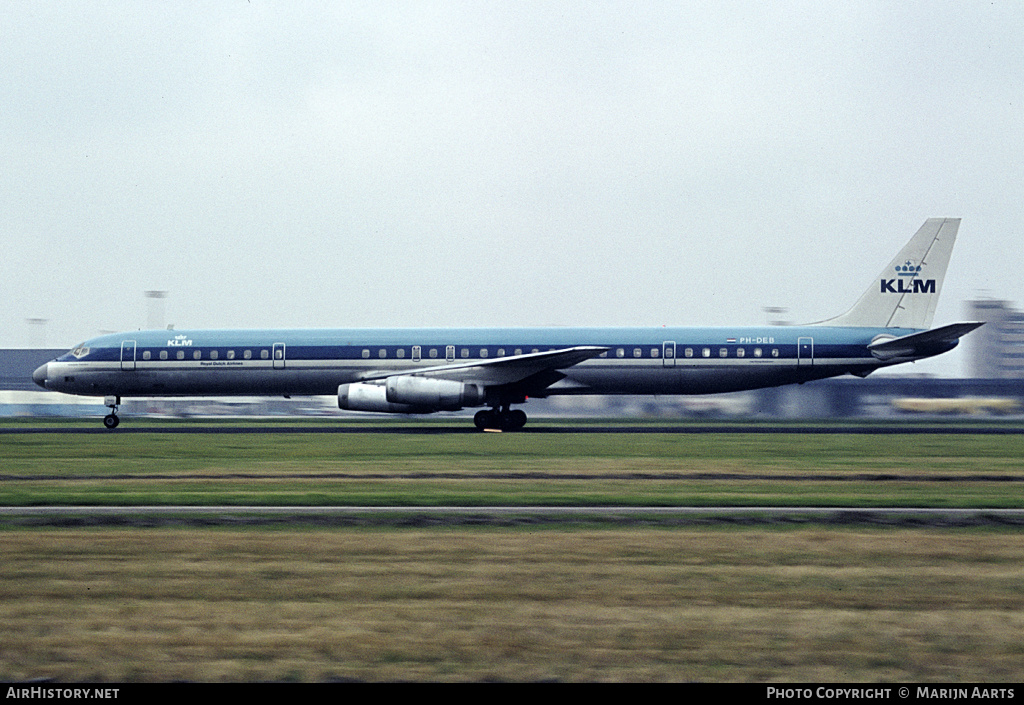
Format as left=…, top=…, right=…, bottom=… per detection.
left=880, top=260, right=936, bottom=294
left=814, top=218, right=958, bottom=329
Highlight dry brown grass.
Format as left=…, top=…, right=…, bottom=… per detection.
left=2, top=528, right=1024, bottom=682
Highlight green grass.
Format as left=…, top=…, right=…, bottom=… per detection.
left=2, top=424, right=1023, bottom=508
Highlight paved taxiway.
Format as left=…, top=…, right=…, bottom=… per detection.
left=3, top=506, right=1023, bottom=528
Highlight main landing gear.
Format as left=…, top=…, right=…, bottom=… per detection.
left=473, top=406, right=527, bottom=432
left=103, top=396, right=120, bottom=429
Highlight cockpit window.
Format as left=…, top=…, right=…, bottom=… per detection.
left=71, top=344, right=90, bottom=359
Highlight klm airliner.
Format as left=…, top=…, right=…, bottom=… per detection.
left=33, top=218, right=982, bottom=430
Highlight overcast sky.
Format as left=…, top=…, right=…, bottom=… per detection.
left=4, top=1, right=1022, bottom=376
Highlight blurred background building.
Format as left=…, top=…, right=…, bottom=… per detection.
left=967, top=299, right=1024, bottom=379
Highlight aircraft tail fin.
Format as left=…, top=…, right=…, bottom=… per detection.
left=815, top=218, right=961, bottom=329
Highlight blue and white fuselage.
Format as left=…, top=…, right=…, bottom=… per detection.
left=32, top=218, right=983, bottom=430
left=36, top=324, right=924, bottom=398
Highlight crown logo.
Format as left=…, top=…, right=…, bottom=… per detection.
left=896, top=260, right=923, bottom=276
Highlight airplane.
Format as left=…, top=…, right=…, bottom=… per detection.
left=33, top=218, right=983, bottom=431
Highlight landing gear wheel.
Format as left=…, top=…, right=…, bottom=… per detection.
left=102, top=396, right=122, bottom=429
left=474, top=410, right=492, bottom=430
left=508, top=409, right=527, bottom=430
left=474, top=408, right=527, bottom=431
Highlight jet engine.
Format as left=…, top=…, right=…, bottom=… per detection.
left=338, top=377, right=485, bottom=413
left=386, top=376, right=484, bottom=408
left=338, top=382, right=417, bottom=413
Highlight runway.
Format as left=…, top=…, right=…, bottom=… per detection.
left=4, top=422, right=1024, bottom=434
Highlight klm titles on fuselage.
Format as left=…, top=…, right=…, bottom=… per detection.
left=167, top=335, right=193, bottom=347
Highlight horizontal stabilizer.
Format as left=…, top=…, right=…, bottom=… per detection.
left=867, top=322, right=984, bottom=361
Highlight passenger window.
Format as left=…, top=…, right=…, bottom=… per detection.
left=194, top=350, right=201, bottom=360
left=227, top=350, right=235, bottom=360
left=160, top=351, right=168, bottom=361
left=362, top=349, right=370, bottom=359
left=177, top=351, right=185, bottom=360
left=142, top=351, right=151, bottom=360
left=497, top=348, right=505, bottom=357
left=261, top=350, right=269, bottom=360
left=379, top=349, right=387, bottom=358
left=633, top=348, right=642, bottom=358
left=737, top=348, right=745, bottom=358
left=754, top=348, right=762, bottom=358
left=702, top=348, right=711, bottom=358
left=210, top=350, right=218, bottom=360
left=480, top=348, right=488, bottom=358
left=397, top=348, right=405, bottom=358
left=719, top=348, right=728, bottom=358
left=244, top=350, right=252, bottom=360
left=429, top=348, right=438, bottom=358
left=651, top=348, right=660, bottom=358
left=772, top=348, right=780, bottom=358
left=461, top=348, right=469, bottom=358
left=684, top=348, right=693, bottom=358
left=515, top=349, right=523, bottom=356
left=616, top=348, right=625, bottom=358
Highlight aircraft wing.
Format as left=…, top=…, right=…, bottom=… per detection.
left=867, top=322, right=984, bottom=361
left=356, top=345, right=609, bottom=387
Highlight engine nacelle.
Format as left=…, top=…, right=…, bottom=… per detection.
left=338, top=377, right=485, bottom=413
left=385, top=376, right=485, bottom=410
left=338, top=383, right=419, bottom=413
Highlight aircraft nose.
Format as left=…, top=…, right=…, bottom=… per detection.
left=32, top=363, right=48, bottom=389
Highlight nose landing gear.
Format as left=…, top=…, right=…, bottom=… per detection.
left=103, top=396, right=121, bottom=429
